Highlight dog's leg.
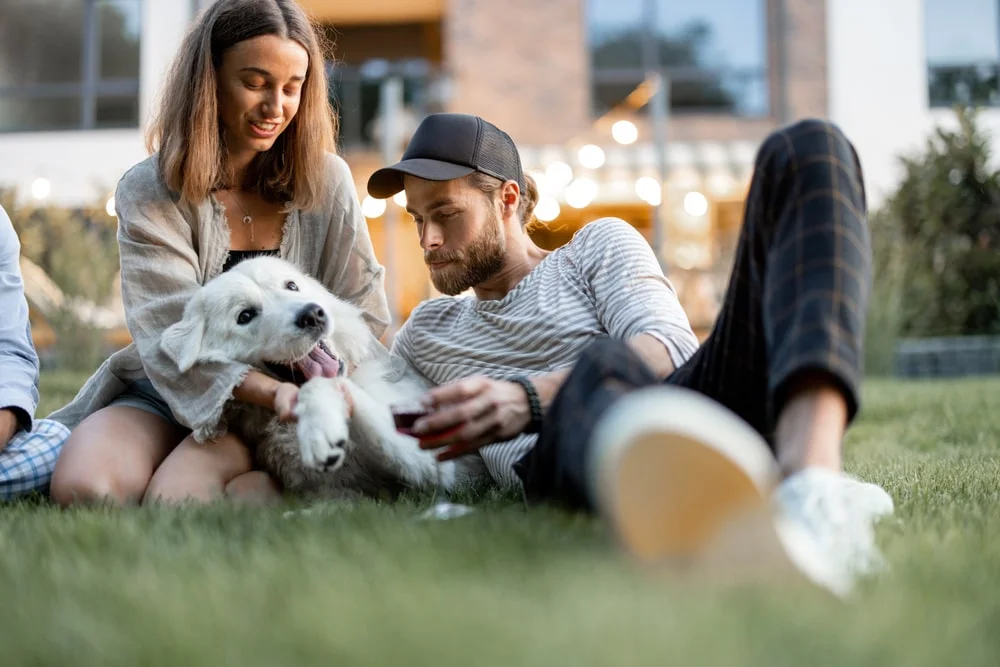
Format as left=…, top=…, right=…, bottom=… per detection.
left=295, top=379, right=350, bottom=472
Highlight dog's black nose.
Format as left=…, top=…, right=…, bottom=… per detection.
left=295, top=303, right=327, bottom=330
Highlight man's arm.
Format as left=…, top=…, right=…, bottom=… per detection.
left=0, top=206, right=41, bottom=450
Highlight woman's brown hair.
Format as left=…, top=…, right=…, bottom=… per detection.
left=146, top=0, right=337, bottom=211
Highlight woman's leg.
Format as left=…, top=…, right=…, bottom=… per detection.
left=50, top=406, right=185, bottom=507
left=143, top=431, right=281, bottom=505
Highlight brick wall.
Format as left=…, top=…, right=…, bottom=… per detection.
left=443, top=0, right=591, bottom=145
left=783, top=0, right=828, bottom=120
left=441, top=0, right=828, bottom=146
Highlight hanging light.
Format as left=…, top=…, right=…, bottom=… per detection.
left=545, top=161, right=573, bottom=189
left=635, top=176, right=661, bottom=206
left=577, top=144, right=606, bottom=169
left=564, top=178, right=598, bottom=209
left=534, top=196, right=561, bottom=222
left=611, top=120, right=638, bottom=145
left=361, top=196, right=386, bottom=219
left=683, top=191, right=709, bottom=217
left=31, top=177, right=51, bottom=201
left=392, top=191, right=407, bottom=207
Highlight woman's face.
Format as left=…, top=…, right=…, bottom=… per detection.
left=216, top=34, right=309, bottom=160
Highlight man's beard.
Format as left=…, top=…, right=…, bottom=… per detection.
left=425, top=207, right=506, bottom=296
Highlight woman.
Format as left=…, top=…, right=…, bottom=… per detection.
left=48, top=0, right=389, bottom=507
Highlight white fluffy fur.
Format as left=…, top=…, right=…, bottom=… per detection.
left=159, top=256, right=485, bottom=500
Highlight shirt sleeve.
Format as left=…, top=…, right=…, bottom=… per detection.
left=114, top=163, right=252, bottom=441
left=0, top=205, right=40, bottom=432
left=569, top=217, right=700, bottom=368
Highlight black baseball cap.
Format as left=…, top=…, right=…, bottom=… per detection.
left=366, top=113, right=526, bottom=199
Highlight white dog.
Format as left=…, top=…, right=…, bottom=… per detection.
left=159, top=256, right=484, bottom=500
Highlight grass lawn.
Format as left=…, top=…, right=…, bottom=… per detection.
left=1, top=372, right=998, bottom=666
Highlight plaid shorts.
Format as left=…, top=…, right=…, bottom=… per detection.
left=0, top=418, right=71, bottom=500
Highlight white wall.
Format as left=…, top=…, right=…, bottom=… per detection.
left=826, top=0, right=930, bottom=210
left=0, top=0, right=195, bottom=208
left=827, top=0, right=1000, bottom=210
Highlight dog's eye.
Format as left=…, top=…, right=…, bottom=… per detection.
left=285, top=280, right=299, bottom=291
left=236, top=308, right=257, bottom=325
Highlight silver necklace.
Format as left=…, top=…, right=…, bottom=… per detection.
left=226, top=190, right=254, bottom=242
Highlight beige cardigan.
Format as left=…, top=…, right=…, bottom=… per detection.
left=49, top=152, right=390, bottom=442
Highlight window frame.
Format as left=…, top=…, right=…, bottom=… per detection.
left=0, top=0, right=142, bottom=133
left=926, top=0, right=1000, bottom=108
left=586, top=0, right=771, bottom=118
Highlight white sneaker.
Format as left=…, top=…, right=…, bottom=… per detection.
left=587, top=385, right=894, bottom=598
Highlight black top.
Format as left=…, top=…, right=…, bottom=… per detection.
left=222, top=248, right=280, bottom=273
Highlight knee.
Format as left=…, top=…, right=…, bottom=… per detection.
left=573, top=338, right=657, bottom=382
left=49, top=463, right=149, bottom=508
left=758, top=118, right=858, bottom=170
left=577, top=338, right=634, bottom=370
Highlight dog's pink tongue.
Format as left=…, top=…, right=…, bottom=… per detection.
left=296, top=346, right=341, bottom=381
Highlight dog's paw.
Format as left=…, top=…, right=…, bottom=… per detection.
left=296, top=380, right=351, bottom=472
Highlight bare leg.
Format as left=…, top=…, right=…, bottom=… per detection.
left=143, top=431, right=277, bottom=505
left=774, top=372, right=847, bottom=477
left=50, top=406, right=183, bottom=507
left=225, top=471, right=282, bottom=505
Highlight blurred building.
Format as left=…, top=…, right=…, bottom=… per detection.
left=0, top=0, right=997, bottom=340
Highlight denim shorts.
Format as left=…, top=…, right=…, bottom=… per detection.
left=107, top=378, right=182, bottom=427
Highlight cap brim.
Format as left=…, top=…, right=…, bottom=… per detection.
left=366, top=159, right=477, bottom=198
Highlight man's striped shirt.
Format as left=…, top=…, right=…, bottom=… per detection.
left=391, top=217, right=700, bottom=488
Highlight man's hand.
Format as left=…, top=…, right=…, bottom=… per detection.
left=0, top=408, right=19, bottom=452
left=413, top=377, right=532, bottom=461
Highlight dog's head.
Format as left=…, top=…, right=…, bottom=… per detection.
left=160, top=257, right=372, bottom=374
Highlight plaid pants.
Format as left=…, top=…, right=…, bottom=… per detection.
left=513, top=119, right=872, bottom=511
left=0, top=419, right=71, bottom=500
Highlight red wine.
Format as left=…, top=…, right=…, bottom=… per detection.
left=391, top=408, right=428, bottom=431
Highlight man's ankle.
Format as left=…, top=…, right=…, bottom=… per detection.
left=775, top=372, right=848, bottom=478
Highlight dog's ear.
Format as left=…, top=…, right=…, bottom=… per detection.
left=160, top=315, right=207, bottom=373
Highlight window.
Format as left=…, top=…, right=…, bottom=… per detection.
left=324, top=22, right=444, bottom=151
left=927, top=0, right=1000, bottom=107
left=587, top=0, right=769, bottom=117
left=0, top=0, right=141, bottom=132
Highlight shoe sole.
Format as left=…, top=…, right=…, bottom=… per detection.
left=588, top=386, right=829, bottom=591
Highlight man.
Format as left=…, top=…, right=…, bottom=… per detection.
left=1, top=204, right=71, bottom=500
left=367, top=113, right=893, bottom=597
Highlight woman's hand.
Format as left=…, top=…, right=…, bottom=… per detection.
left=273, top=382, right=300, bottom=423
left=412, top=377, right=532, bottom=461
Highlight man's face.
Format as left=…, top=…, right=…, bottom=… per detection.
left=403, top=175, right=506, bottom=295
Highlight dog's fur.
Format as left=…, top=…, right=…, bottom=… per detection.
left=159, top=256, right=485, bottom=500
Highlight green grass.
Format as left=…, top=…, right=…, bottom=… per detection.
left=2, top=373, right=999, bottom=666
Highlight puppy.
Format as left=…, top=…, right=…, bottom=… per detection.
left=159, top=256, right=485, bottom=500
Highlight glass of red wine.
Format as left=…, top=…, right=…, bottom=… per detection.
left=391, top=401, right=475, bottom=521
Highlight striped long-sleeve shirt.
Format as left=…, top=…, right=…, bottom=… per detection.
left=391, top=217, right=700, bottom=488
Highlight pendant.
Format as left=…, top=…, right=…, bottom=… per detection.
left=243, top=215, right=254, bottom=242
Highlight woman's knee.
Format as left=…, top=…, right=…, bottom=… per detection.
left=49, top=407, right=182, bottom=507
left=143, top=432, right=254, bottom=505
left=50, top=445, right=154, bottom=507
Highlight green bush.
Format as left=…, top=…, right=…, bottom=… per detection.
left=1, top=189, right=119, bottom=304
left=865, top=106, right=1000, bottom=371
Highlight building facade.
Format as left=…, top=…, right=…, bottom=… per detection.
left=0, top=0, right=996, bottom=338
